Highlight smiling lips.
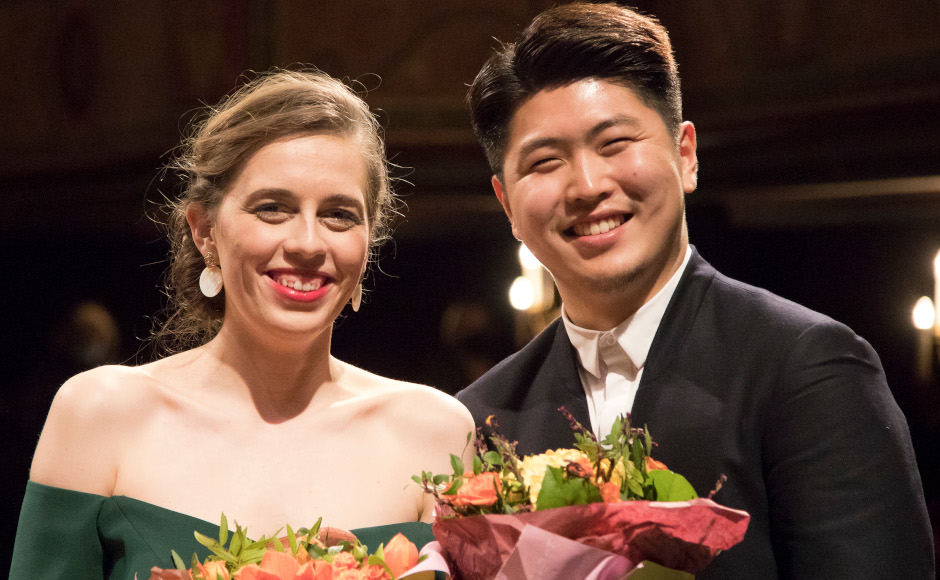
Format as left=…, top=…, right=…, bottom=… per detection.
left=267, top=271, right=331, bottom=302
left=273, top=273, right=325, bottom=293
left=570, top=214, right=628, bottom=237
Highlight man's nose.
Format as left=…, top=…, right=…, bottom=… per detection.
left=566, top=151, right=613, bottom=204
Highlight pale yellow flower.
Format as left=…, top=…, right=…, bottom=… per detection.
left=519, top=449, right=592, bottom=503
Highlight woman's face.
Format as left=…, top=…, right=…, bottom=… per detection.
left=194, top=133, right=370, bottom=343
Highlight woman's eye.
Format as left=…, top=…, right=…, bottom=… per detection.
left=322, top=209, right=363, bottom=229
left=254, top=203, right=290, bottom=221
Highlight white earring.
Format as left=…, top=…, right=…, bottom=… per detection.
left=351, top=283, right=362, bottom=312
left=199, top=252, right=223, bottom=298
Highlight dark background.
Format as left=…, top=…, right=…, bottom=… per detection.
left=2, top=0, right=939, bottom=573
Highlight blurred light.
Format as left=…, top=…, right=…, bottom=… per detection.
left=509, top=277, right=535, bottom=311
left=518, top=243, right=542, bottom=270
left=519, top=244, right=542, bottom=269
left=913, top=296, right=935, bottom=330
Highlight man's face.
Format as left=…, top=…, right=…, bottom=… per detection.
left=493, top=79, right=698, bottom=329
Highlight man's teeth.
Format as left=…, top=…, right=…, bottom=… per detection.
left=573, top=215, right=625, bottom=237
left=276, top=276, right=323, bottom=292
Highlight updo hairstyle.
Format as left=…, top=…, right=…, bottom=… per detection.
left=155, top=69, right=394, bottom=353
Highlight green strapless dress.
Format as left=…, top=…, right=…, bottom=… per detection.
left=11, top=481, right=435, bottom=579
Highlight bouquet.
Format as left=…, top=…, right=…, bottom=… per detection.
left=146, top=515, right=427, bottom=580
left=413, top=410, right=750, bottom=579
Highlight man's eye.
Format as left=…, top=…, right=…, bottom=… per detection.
left=602, top=138, right=632, bottom=152
left=530, top=157, right=560, bottom=172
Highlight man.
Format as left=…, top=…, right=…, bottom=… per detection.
left=456, top=3, right=934, bottom=577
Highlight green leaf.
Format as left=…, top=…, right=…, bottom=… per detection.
left=483, top=450, right=503, bottom=466
left=649, top=470, right=698, bottom=502
left=219, top=513, right=229, bottom=547
left=535, top=466, right=604, bottom=510
left=286, top=524, right=298, bottom=554
left=473, top=454, right=483, bottom=475
left=170, top=550, right=187, bottom=570
left=450, top=453, right=465, bottom=475
left=442, top=478, right=461, bottom=495
left=229, top=532, right=242, bottom=556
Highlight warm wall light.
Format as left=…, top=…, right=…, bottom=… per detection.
left=509, top=277, right=535, bottom=311
left=913, top=296, right=936, bottom=385
left=913, top=297, right=935, bottom=330
left=934, top=251, right=940, bottom=336
left=518, top=244, right=541, bottom=270
left=511, top=243, right=555, bottom=312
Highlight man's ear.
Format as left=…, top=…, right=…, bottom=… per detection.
left=492, top=175, right=521, bottom=240
left=677, top=121, right=698, bottom=194
left=185, top=202, right=215, bottom=257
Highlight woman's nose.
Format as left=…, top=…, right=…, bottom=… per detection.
left=282, top=217, right=327, bottom=258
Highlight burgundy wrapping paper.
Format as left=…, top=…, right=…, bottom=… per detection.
left=432, top=499, right=750, bottom=580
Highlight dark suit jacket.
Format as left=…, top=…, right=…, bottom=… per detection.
left=457, top=249, right=934, bottom=578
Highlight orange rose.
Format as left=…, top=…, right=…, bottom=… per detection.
left=293, top=562, right=315, bottom=580
left=449, top=472, right=502, bottom=507
left=361, top=564, right=390, bottom=580
left=310, top=560, right=333, bottom=580
left=334, top=570, right=368, bottom=580
left=383, top=533, right=418, bottom=578
left=149, top=568, right=193, bottom=580
left=646, top=457, right=668, bottom=471
left=234, top=550, right=301, bottom=580
left=332, top=552, right=359, bottom=571
left=600, top=481, right=622, bottom=503
left=196, top=560, right=230, bottom=580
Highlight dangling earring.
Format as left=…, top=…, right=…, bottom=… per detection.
left=351, top=282, right=363, bottom=312
left=199, top=252, right=223, bottom=298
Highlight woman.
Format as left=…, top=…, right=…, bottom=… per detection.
left=11, top=70, right=474, bottom=578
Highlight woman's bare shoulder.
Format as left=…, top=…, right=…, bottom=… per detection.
left=29, top=365, right=163, bottom=494
left=344, top=363, right=469, bottom=415
left=340, top=362, right=474, bottom=442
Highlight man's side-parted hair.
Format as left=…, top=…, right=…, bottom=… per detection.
left=467, top=1, right=682, bottom=177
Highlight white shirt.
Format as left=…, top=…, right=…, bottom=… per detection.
left=562, top=246, right=692, bottom=438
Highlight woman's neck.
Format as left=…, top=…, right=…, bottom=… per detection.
left=201, top=323, right=340, bottom=423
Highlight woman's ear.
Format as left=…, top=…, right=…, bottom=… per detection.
left=185, top=202, right=214, bottom=256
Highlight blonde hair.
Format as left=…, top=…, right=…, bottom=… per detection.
left=154, top=69, right=394, bottom=353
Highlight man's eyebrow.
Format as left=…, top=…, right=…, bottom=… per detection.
left=515, top=137, right=565, bottom=164
left=586, top=115, right=642, bottom=141
left=514, top=115, right=644, bottom=162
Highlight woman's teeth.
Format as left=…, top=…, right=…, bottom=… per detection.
left=276, top=276, right=323, bottom=292
left=573, top=215, right=626, bottom=237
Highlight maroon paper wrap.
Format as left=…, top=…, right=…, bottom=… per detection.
left=432, top=499, right=750, bottom=579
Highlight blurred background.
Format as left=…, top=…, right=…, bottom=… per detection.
left=1, top=0, right=939, bottom=571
